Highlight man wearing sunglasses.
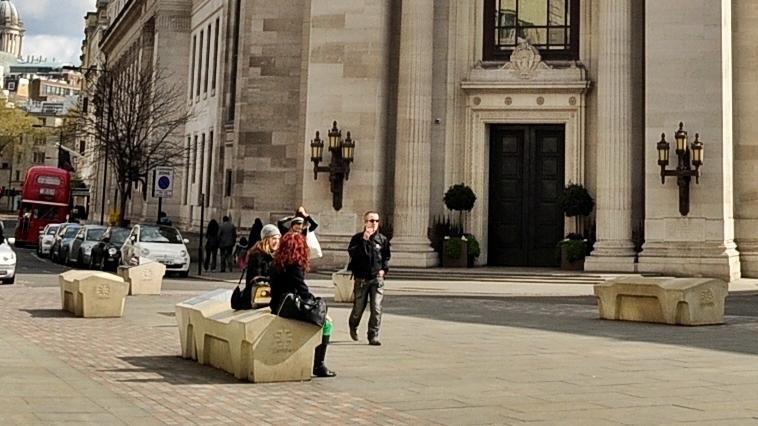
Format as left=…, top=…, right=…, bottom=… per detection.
left=347, top=211, right=391, bottom=346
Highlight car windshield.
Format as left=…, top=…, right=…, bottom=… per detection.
left=139, top=226, right=183, bottom=244
left=86, top=229, right=105, bottom=241
left=64, top=227, right=81, bottom=238
left=46, top=226, right=59, bottom=235
left=110, top=228, right=130, bottom=244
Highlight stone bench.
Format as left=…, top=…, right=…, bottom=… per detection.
left=117, top=261, right=166, bottom=295
left=176, top=290, right=322, bottom=383
left=332, top=269, right=354, bottom=303
left=593, top=277, right=728, bottom=325
left=59, top=270, right=129, bottom=318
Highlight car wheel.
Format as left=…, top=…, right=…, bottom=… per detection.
left=2, top=276, right=15, bottom=284
left=14, top=241, right=25, bottom=249
left=36, top=244, right=41, bottom=256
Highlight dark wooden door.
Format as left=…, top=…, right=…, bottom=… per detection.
left=488, top=125, right=565, bottom=267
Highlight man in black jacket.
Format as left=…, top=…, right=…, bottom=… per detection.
left=347, top=211, right=390, bottom=346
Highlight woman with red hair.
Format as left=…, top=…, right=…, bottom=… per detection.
left=269, top=232, right=336, bottom=378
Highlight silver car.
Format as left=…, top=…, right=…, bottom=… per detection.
left=0, top=237, right=17, bottom=284
left=37, top=223, right=60, bottom=256
left=67, top=225, right=107, bottom=268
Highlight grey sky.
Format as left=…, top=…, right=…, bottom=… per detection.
left=14, top=0, right=93, bottom=64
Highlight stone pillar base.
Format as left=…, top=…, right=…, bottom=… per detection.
left=584, top=255, right=637, bottom=273
left=638, top=242, right=741, bottom=282
left=390, top=237, right=439, bottom=267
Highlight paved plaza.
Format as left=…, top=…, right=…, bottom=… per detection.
left=3, top=269, right=758, bottom=425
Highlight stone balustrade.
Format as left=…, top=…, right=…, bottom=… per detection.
left=176, top=290, right=322, bottom=383
left=593, top=277, right=728, bottom=326
left=117, top=261, right=166, bottom=295
left=59, top=270, right=129, bottom=318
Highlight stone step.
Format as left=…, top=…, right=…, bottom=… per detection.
left=311, top=268, right=622, bottom=285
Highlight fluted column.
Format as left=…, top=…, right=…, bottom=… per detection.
left=391, top=0, right=438, bottom=267
left=585, top=0, right=637, bottom=272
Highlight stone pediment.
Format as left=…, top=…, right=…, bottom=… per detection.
left=463, top=40, right=588, bottom=90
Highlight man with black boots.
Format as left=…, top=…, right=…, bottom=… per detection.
left=347, top=211, right=391, bottom=346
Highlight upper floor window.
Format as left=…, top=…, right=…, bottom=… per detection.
left=483, top=0, right=579, bottom=61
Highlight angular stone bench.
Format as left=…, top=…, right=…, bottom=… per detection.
left=59, top=270, right=129, bottom=318
left=593, top=277, right=728, bottom=325
left=332, top=269, right=354, bottom=303
left=117, top=261, right=166, bottom=295
left=176, top=290, right=322, bottom=383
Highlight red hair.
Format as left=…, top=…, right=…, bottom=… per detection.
left=274, top=232, right=310, bottom=272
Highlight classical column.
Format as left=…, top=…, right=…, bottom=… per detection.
left=584, top=0, right=637, bottom=272
left=390, top=0, right=438, bottom=267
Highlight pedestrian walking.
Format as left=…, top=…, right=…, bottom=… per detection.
left=204, top=219, right=220, bottom=272
left=277, top=206, right=318, bottom=235
left=347, top=211, right=391, bottom=346
left=269, top=232, right=336, bottom=377
left=247, top=218, right=264, bottom=250
left=218, top=216, right=237, bottom=272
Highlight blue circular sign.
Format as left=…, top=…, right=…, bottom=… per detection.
left=158, top=176, right=171, bottom=189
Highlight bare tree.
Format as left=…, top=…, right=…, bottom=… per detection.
left=78, top=61, right=190, bottom=225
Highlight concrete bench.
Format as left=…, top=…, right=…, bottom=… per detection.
left=59, top=270, right=129, bottom=318
left=117, top=261, right=166, bottom=295
left=176, top=290, right=322, bottom=383
left=332, top=269, right=354, bottom=303
left=593, top=277, right=727, bottom=325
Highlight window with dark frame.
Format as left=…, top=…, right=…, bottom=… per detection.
left=192, top=135, right=198, bottom=184
left=225, top=169, right=232, bottom=197
left=196, top=30, right=203, bottom=97
left=212, top=18, right=219, bottom=92
left=184, top=136, right=191, bottom=204
left=204, top=23, right=211, bottom=94
left=189, top=35, right=196, bottom=99
left=206, top=131, right=213, bottom=207
left=483, top=0, right=579, bottom=62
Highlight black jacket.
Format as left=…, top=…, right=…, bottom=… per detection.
left=269, top=263, right=313, bottom=313
left=246, top=250, right=273, bottom=285
left=347, top=232, right=390, bottom=279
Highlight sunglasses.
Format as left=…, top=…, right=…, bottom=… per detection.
left=366, top=219, right=379, bottom=223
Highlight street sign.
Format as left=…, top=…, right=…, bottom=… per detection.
left=152, top=167, right=174, bottom=198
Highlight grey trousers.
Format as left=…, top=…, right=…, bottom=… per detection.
left=348, top=277, right=384, bottom=338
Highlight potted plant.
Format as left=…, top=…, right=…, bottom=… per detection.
left=465, top=233, right=481, bottom=268
left=443, top=183, right=477, bottom=235
left=558, top=183, right=595, bottom=233
left=555, top=233, right=586, bottom=271
left=442, top=235, right=468, bottom=268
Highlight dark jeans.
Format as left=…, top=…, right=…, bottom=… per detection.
left=348, top=276, right=384, bottom=338
left=204, top=247, right=218, bottom=271
left=219, top=246, right=233, bottom=272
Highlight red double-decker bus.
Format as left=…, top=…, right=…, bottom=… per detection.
left=15, top=166, right=71, bottom=247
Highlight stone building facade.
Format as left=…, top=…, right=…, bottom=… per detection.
left=83, top=0, right=755, bottom=281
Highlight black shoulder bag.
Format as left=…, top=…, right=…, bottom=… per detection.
left=230, top=269, right=252, bottom=310
left=275, top=293, right=327, bottom=327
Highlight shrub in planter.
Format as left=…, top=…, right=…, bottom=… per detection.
left=464, top=233, right=481, bottom=267
left=443, top=184, right=476, bottom=234
left=442, top=236, right=468, bottom=267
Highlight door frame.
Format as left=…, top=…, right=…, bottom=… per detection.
left=459, top=92, right=588, bottom=265
left=488, top=124, right=566, bottom=267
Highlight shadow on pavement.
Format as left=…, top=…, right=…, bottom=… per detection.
left=380, top=292, right=758, bottom=356
left=115, top=355, right=247, bottom=385
left=19, top=308, right=74, bottom=318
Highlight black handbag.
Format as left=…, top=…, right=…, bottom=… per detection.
left=275, top=293, right=327, bottom=327
left=230, top=270, right=252, bottom=310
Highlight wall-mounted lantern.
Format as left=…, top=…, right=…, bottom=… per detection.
left=656, top=122, right=704, bottom=216
left=310, top=121, right=355, bottom=211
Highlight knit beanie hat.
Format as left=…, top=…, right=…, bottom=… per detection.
left=260, top=224, right=281, bottom=239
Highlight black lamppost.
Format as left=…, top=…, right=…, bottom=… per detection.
left=310, top=121, right=356, bottom=211
left=656, top=122, right=705, bottom=216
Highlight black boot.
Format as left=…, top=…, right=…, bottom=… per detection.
left=313, top=335, right=336, bottom=378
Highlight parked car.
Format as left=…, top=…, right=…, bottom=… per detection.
left=121, top=224, right=190, bottom=277
left=89, top=226, right=130, bottom=271
left=0, top=237, right=17, bottom=284
left=67, top=225, right=107, bottom=267
left=37, top=223, right=60, bottom=256
left=50, top=223, right=80, bottom=263
left=53, top=224, right=82, bottom=264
